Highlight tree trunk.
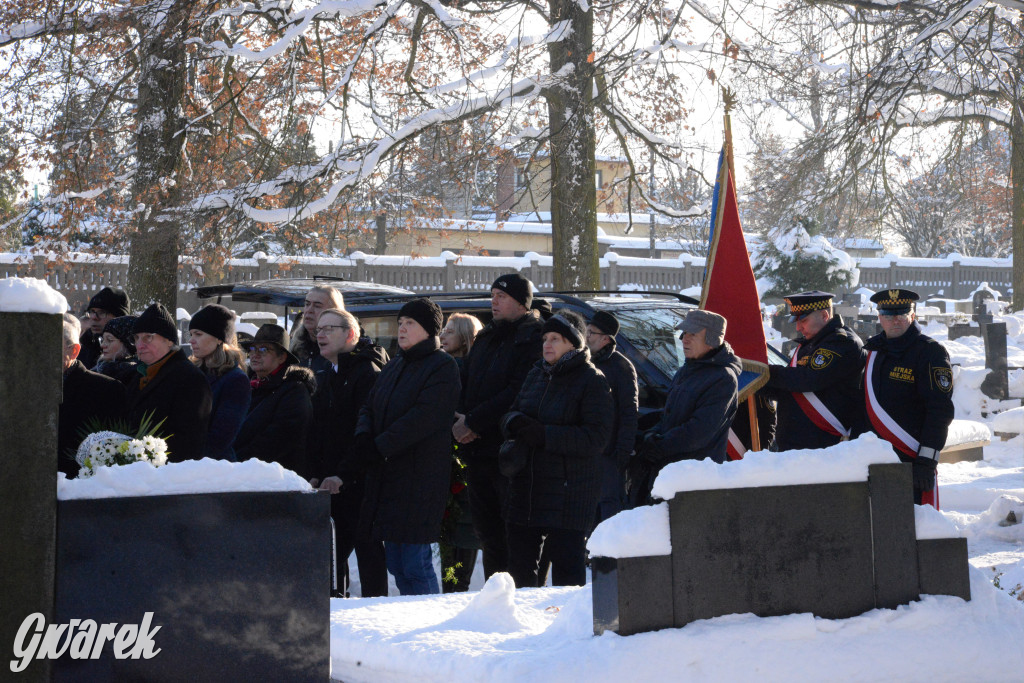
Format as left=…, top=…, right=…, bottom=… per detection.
left=126, top=2, right=189, bottom=311
left=1011, top=86, right=1024, bottom=311
left=546, top=0, right=599, bottom=291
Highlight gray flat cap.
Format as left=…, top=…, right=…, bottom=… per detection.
left=675, top=309, right=727, bottom=347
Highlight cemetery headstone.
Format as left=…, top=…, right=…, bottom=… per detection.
left=980, top=322, right=1009, bottom=400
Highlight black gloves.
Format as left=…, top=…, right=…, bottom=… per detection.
left=516, top=419, right=546, bottom=448
left=505, top=414, right=531, bottom=437
left=352, top=432, right=379, bottom=461
left=636, top=433, right=666, bottom=465
left=912, top=453, right=937, bottom=494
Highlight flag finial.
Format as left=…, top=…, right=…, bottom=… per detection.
left=722, top=86, right=737, bottom=114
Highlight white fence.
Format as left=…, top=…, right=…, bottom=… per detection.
left=0, top=251, right=1012, bottom=313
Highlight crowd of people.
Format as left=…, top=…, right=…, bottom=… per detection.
left=57, top=277, right=954, bottom=597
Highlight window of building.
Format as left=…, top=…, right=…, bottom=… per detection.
left=595, top=170, right=604, bottom=189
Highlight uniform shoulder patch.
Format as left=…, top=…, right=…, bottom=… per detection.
left=810, top=348, right=837, bottom=370
left=932, top=367, right=953, bottom=393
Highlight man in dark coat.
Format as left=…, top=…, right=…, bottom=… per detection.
left=863, top=289, right=954, bottom=508
left=762, top=291, right=865, bottom=451
left=354, top=298, right=461, bottom=595
left=629, top=310, right=742, bottom=501
left=585, top=310, right=638, bottom=523
left=309, top=308, right=389, bottom=598
left=236, top=324, right=316, bottom=477
left=125, top=303, right=212, bottom=462
left=79, top=287, right=131, bottom=369
left=503, top=310, right=613, bottom=588
left=58, top=313, right=126, bottom=477
left=453, top=273, right=544, bottom=578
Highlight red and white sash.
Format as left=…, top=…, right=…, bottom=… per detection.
left=864, top=350, right=920, bottom=457
left=726, top=429, right=746, bottom=461
left=789, top=346, right=851, bottom=438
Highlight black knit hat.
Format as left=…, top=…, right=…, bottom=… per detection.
left=87, top=287, right=131, bottom=316
left=398, top=298, right=444, bottom=337
left=543, top=310, right=587, bottom=349
left=491, top=273, right=533, bottom=309
left=132, top=303, right=178, bottom=343
left=590, top=310, right=619, bottom=337
left=189, top=304, right=236, bottom=343
left=103, top=315, right=138, bottom=354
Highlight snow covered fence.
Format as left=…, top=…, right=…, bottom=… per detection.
left=3, top=250, right=1012, bottom=312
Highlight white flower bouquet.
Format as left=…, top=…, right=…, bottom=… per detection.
left=75, top=430, right=169, bottom=478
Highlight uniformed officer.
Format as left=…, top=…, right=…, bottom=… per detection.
left=763, top=291, right=865, bottom=451
left=863, top=289, right=954, bottom=508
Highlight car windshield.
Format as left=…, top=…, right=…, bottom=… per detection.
left=609, top=304, right=789, bottom=379
left=611, top=306, right=690, bottom=379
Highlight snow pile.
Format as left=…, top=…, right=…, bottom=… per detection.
left=651, top=433, right=900, bottom=499
left=0, top=276, right=68, bottom=313
left=915, top=504, right=962, bottom=540
left=991, top=407, right=1024, bottom=435
left=587, top=503, right=670, bottom=558
left=328, top=569, right=1024, bottom=682
left=443, top=573, right=527, bottom=633
left=57, top=458, right=313, bottom=499
left=945, top=419, right=992, bottom=447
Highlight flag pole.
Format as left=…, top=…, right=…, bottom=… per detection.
left=722, top=86, right=762, bottom=452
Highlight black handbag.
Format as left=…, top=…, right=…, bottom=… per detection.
left=498, top=437, right=531, bottom=477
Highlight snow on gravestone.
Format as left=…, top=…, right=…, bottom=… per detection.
left=0, top=276, right=67, bottom=680
left=589, top=434, right=971, bottom=636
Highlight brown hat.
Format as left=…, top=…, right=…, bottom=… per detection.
left=240, top=323, right=298, bottom=365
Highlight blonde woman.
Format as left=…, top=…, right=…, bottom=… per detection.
left=440, top=312, right=483, bottom=361
left=189, top=304, right=251, bottom=460
left=291, top=285, right=346, bottom=367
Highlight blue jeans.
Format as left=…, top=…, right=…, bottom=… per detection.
left=384, top=542, right=439, bottom=595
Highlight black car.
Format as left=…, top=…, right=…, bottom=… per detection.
left=196, top=278, right=788, bottom=419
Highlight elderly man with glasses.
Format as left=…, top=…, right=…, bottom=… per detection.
left=863, top=289, right=954, bottom=508
left=235, top=324, right=316, bottom=477
left=124, top=303, right=212, bottom=461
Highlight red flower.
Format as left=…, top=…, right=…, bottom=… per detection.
left=451, top=482, right=466, bottom=495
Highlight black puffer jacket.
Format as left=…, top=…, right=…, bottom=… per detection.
left=125, top=348, right=212, bottom=462
left=307, top=339, right=388, bottom=480
left=235, top=364, right=316, bottom=477
left=591, top=340, right=639, bottom=468
left=504, top=350, right=614, bottom=531
left=650, top=343, right=742, bottom=465
left=459, top=310, right=544, bottom=453
left=355, top=337, right=461, bottom=544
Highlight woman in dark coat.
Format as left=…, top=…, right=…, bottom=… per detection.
left=353, top=298, right=461, bottom=596
left=94, top=315, right=140, bottom=387
left=189, top=304, right=251, bottom=461
left=235, top=324, right=316, bottom=477
left=502, top=310, right=613, bottom=588
left=125, top=303, right=212, bottom=462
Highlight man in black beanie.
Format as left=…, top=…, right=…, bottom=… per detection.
left=585, top=310, right=637, bottom=524
left=125, top=303, right=212, bottom=461
left=79, top=287, right=131, bottom=369
left=454, top=274, right=544, bottom=578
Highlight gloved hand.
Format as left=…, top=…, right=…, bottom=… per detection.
left=636, top=433, right=666, bottom=465
left=505, top=413, right=531, bottom=436
left=912, top=453, right=937, bottom=494
left=517, top=418, right=546, bottom=448
left=352, top=432, right=379, bottom=461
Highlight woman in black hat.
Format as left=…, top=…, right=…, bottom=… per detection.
left=94, top=315, right=140, bottom=386
left=353, top=298, right=461, bottom=595
left=189, top=305, right=251, bottom=461
left=126, top=303, right=212, bottom=461
left=234, top=324, right=316, bottom=476
left=501, top=309, right=613, bottom=588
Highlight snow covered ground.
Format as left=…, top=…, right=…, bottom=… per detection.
left=328, top=314, right=1024, bottom=681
